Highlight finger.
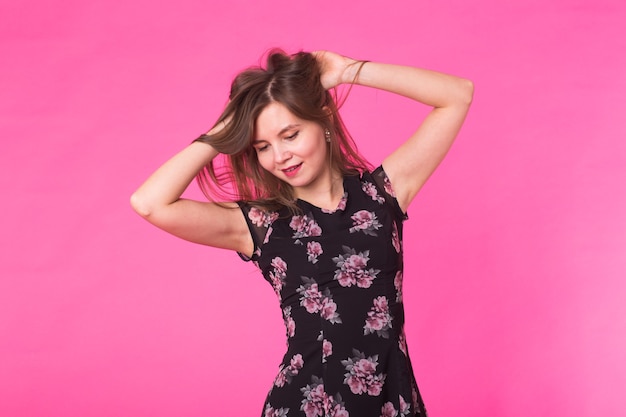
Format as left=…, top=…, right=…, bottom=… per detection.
left=310, top=50, right=325, bottom=60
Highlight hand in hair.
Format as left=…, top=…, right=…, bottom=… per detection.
left=312, top=50, right=364, bottom=90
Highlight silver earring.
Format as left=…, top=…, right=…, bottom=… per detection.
left=324, top=129, right=331, bottom=143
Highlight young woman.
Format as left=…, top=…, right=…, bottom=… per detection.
left=131, top=50, right=473, bottom=417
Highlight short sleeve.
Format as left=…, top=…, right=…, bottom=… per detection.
left=236, top=201, right=271, bottom=262
left=370, top=165, right=409, bottom=222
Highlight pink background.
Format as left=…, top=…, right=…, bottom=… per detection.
left=1, top=0, right=625, bottom=416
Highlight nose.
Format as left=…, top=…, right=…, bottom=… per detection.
left=273, top=144, right=292, bottom=165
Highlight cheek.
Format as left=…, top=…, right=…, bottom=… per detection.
left=297, top=135, right=321, bottom=156
left=306, top=139, right=328, bottom=161
left=256, top=152, right=273, bottom=171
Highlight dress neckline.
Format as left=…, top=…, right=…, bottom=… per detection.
left=296, top=175, right=354, bottom=214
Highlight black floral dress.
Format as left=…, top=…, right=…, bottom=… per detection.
left=238, top=167, right=427, bottom=417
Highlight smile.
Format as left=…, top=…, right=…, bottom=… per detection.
left=282, top=163, right=302, bottom=177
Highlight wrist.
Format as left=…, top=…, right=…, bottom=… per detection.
left=342, top=59, right=369, bottom=85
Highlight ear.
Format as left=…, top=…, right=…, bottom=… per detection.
left=321, top=105, right=335, bottom=129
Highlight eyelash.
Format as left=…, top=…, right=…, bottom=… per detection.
left=256, top=131, right=299, bottom=152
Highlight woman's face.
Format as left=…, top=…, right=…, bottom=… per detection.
left=253, top=102, right=330, bottom=195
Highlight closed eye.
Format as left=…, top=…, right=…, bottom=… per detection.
left=254, top=142, right=269, bottom=153
left=285, top=131, right=299, bottom=140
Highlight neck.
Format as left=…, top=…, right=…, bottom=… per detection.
left=294, top=170, right=344, bottom=210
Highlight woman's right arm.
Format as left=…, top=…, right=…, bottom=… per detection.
left=130, top=137, right=254, bottom=256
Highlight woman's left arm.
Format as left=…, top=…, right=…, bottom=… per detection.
left=315, top=51, right=474, bottom=213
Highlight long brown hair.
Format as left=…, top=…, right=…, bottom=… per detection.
left=195, top=49, right=372, bottom=211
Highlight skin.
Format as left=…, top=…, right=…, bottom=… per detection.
left=130, top=51, right=474, bottom=258
left=253, top=102, right=343, bottom=210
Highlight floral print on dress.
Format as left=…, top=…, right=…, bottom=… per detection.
left=238, top=168, right=426, bottom=417
left=411, top=388, right=419, bottom=413
left=383, top=175, right=397, bottom=198
left=391, top=221, right=401, bottom=253
left=300, top=376, right=326, bottom=417
left=283, top=306, right=296, bottom=338
left=349, top=210, right=382, bottom=236
left=274, top=353, right=304, bottom=387
left=306, top=241, right=323, bottom=264
left=341, top=349, right=386, bottom=396
left=394, top=271, right=403, bottom=303
left=264, top=404, right=290, bottom=417
left=248, top=207, right=279, bottom=244
left=379, top=395, right=411, bottom=417
left=327, top=393, right=350, bottom=417
left=364, top=296, right=394, bottom=339
left=322, top=339, right=333, bottom=363
left=269, top=257, right=288, bottom=299
left=362, top=181, right=386, bottom=204
left=321, top=192, right=348, bottom=214
left=398, top=329, right=408, bottom=356
left=398, top=395, right=411, bottom=416
left=290, top=214, right=322, bottom=242
left=300, top=376, right=349, bottom=417
left=297, top=277, right=342, bottom=324
left=380, top=402, right=398, bottom=417
left=249, top=206, right=279, bottom=227
left=332, top=246, right=380, bottom=288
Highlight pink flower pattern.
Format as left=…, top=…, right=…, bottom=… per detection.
left=380, top=402, right=398, bottom=417
left=383, top=176, right=397, bottom=198
left=269, top=256, right=288, bottom=299
left=321, top=192, right=348, bottom=213
left=349, top=210, right=382, bottom=236
left=297, top=277, right=342, bottom=324
left=249, top=206, right=279, bottom=227
left=399, top=395, right=411, bottom=416
left=290, top=214, right=322, bottom=241
left=332, top=246, right=380, bottom=288
left=398, top=330, right=408, bottom=356
left=391, top=222, right=401, bottom=253
left=283, top=306, right=296, bottom=338
left=275, top=353, right=304, bottom=387
left=326, top=393, right=350, bottom=417
left=306, top=241, right=323, bottom=264
left=412, top=388, right=419, bottom=413
left=264, top=404, right=290, bottom=417
left=364, top=296, right=394, bottom=339
left=341, top=349, right=387, bottom=396
left=322, top=339, right=333, bottom=363
left=248, top=207, right=279, bottom=244
left=300, top=376, right=327, bottom=417
left=239, top=168, right=425, bottom=416
left=300, top=377, right=349, bottom=417
left=379, top=395, right=411, bottom=417
left=394, top=271, right=403, bottom=303
left=362, top=181, right=386, bottom=204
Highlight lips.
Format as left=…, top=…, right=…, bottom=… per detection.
left=282, top=163, right=302, bottom=177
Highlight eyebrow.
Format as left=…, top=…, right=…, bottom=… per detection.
left=252, top=124, right=301, bottom=144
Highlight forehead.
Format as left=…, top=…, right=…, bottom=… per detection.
left=255, top=102, right=303, bottom=137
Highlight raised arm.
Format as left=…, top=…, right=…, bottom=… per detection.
left=130, top=128, right=253, bottom=256
left=315, top=51, right=474, bottom=213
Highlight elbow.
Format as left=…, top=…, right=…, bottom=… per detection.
left=460, top=78, right=474, bottom=106
left=443, top=78, right=473, bottom=109
left=130, top=191, right=152, bottom=218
